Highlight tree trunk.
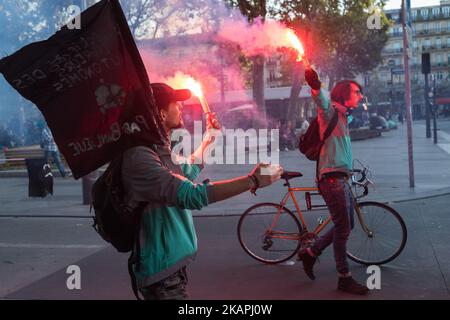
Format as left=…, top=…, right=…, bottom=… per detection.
left=288, top=61, right=303, bottom=122
left=252, top=55, right=266, bottom=127
left=328, top=74, right=336, bottom=92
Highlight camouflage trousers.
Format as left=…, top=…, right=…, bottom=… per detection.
left=139, top=267, right=189, bottom=300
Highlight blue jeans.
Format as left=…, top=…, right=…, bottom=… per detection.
left=310, top=177, right=355, bottom=275
left=44, top=150, right=66, bottom=177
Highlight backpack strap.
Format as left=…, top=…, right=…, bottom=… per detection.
left=316, top=107, right=339, bottom=183
left=322, top=107, right=339, bottom=143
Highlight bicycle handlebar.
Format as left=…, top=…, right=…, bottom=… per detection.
left=350, top=166, right=373, bottom=199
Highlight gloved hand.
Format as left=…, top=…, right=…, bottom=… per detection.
left=305, top=68, right=321, bottom=90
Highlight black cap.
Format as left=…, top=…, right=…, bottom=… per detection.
left=150, top=83, right=191, bottom=109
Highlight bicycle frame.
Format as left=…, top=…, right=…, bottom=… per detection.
left=268, top=182, right=372, bottom=241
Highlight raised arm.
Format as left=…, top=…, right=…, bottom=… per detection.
left=305, top=68, right=330, bottom=111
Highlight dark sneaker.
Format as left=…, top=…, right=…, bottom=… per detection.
left=337, top=277, right=369, bottom=295
left=297, top=250, right=317, bottom=280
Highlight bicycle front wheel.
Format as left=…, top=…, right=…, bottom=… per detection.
left=347, top=201, right=407, bottom=265
left=237, top=203, right=302, bottom=264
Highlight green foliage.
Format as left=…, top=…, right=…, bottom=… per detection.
left=0, top=0, right=74, bottom=55
left=226, top=0, right=267, bottom=22
left=274, top=0, right=390, bottom=85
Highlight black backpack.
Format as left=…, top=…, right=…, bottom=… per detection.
left=91, top=153, right=146, bottom=299
left=91, top=155, right=145, bottom=252
left=298, top=108, right=339, bottom=161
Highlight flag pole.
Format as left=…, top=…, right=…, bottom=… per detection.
left=80, top=0, right=99, bottom=205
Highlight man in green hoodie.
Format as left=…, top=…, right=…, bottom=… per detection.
left=122, top=83, right=283, bottom=300
left=297, top=68, right=369, bottom=295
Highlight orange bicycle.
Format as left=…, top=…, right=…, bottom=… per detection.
left=237, top=165, right=407, bottom=265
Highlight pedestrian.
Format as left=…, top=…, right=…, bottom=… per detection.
left=122, top=83, right=283, bottom=300
left=298, top=116, right=310, bottom=136
left=37, top=120, right=69, bottom=178
left=297, top=68, right=369, bottom=295
left=280, top=120, right=296, bottom=151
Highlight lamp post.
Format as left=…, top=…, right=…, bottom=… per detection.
left=402, top=0, right=415, bottom=188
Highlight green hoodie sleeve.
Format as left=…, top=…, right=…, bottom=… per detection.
left=312, top=89, right=331, bottom=112
left=181, top=163, right=203, bottom=181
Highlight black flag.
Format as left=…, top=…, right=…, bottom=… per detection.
left=0, top=0, right=167, bottom=179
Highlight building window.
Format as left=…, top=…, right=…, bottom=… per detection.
left=412, top=10, right=417, bottom=20
left=413, top=40, right=418, bottom=49
left=447, top=37, right=450, bottom=48
left=424, top=39, right=431, bottom=49
left=432, top=7, right=440, bottom=18
left=448, top=53, right=450, bottom=64
left=435, top=22, right=441, bottom=33
left=443, top=7, right=450, bottom=17
left=424, top=22, right=429, bottom=33
left=436, top=38, right=441, bottom=48
left=421, top=9, right=429, bottom=18
left=394, top=42, right=401, bottom=52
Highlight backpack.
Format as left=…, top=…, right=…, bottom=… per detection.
left=298, top=108, right=339, bottom=161
left=91, top=154, right=145, bottom=253
left=91, top=153, right=146, bottom=300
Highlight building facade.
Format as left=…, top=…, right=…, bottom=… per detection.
left=366, top=0, right=450, bottom=118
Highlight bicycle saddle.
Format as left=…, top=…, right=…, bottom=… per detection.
left=281, top=171, right=303, bottom=180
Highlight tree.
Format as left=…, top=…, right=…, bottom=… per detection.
left=119, top=0, right=217, bottom=39
left=0, top=0, right=74, bottom=134
left=0, top=0, right=74, bottom=55
left=225, top=0, right=268, bottom=127
left=274, top=0, right=390, bottom=119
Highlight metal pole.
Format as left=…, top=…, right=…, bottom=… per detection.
left=390, top=68, right=394, bottom=112
left=433, top=77, right=438, bottom=144
left=425, top=73, right=431, bottom=138
left=402, top=0, right=415, bottom=188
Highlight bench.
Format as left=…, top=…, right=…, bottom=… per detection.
left=350, top=128, right=390, bottom=141
left=0, top=145, right=45, bottom=169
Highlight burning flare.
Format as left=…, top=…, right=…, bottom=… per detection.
left=286, top=30, right=304, bottom=60
left=166, top=72, right=211, bottom=114
left=285, top=29, right=310, bottom=69
left=184, top=77, right=204, bottom=98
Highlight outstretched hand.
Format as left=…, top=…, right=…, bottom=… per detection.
left=249, top=163, right=283, bottom=188
left=305, top=68, right=321, bottom=91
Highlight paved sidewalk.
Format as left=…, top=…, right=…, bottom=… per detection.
left=1, top=119, right=450, bottom=300
left=1, top=120, right=450, bottom=219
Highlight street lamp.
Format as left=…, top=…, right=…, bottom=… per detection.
left=388, top=59, right=395, bottom=116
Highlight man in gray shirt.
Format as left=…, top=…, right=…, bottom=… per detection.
left=122, top=83, right=283, bottom=299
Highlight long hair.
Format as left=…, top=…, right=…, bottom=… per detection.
left=331, top=80, right=362, bottom=105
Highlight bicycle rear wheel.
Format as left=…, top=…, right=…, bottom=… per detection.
left=347, top=201, right=407, bottom=265
left=237, top=203, right=302, bottom=264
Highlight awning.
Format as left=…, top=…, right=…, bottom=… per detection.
left=436, top=97, right=450, bottom=105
